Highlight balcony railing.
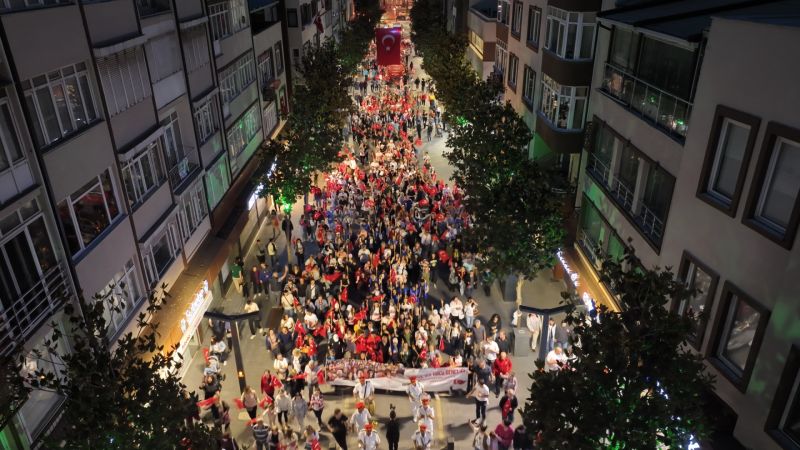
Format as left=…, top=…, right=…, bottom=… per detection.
left=586, top=152, right=611, bottom=186
left=602, top=63, right=692, bottom=140
left=209, top=1, right=248, bottom=41
left=0, top=263, right=71, bottom=357
left=168, top=155, right=200, bottom=191
left=136, top=0, right=171, bottom=17
left=610, top=177, right=635, bottom=211
left=638, top=203, right=665, bottom=244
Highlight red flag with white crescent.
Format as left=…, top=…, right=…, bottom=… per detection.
left=375, top=27, right=402, bottom=66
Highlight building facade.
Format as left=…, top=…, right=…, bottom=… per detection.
left=466, top=0, right=496, bottom=80
left=0, top=0, right=291, bottom=446
left=575, top=1, right=800, bottom=448
left=495, top=0, right=601, bottom=178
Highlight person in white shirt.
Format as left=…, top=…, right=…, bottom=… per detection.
left=464, top=301, right=475, bottom=329
left=414, top=397, right=435, bottom=439
left=358, top=423, right=380, bottom=450
left=353, top=375, right=376, bottom=415
left=470, top=380, right=490, bottom=424
left=412, top=423, right=433, bottom=450
left=449, top=297, right=464, bottom=323
left=526, top=313, right=543, bottom=351
left=273, top=353, right=289, bottom=379
left=350, top=402, right=372, bottom=432
left=545, top=346, right=568, bottom=372
left=303, top=309, right=319, bottom=330
left=406, top=375, right=426, bottom=421
left=483, top=336, right=499, bottom=363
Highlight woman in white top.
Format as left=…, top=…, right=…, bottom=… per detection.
left=464, top=301, right=475, bottom=329
left=273, top=353, right=289, bottom=380
left=274, top=389, right=292, bottom=426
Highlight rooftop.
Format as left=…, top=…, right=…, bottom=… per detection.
left=599, top=0, right=800, bottom=42
left=470, top=0, right=498, bottom=19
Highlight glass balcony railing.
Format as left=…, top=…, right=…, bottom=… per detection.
left=602, top=63, right=692, bottom=140
left=168, top=155, right=200, bottom=192
left=0, top=263, right=70, bottom=357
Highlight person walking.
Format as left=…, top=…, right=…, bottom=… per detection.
left=386, top=409, right=400, bottom=450
left=244, top=298, right=261, bottom=339
left=327, top=409, right=349, bottom=450
left=292, top=392, right=308, bottom=429
left=310, top=386, right=325, bottom=427
left=251, top=419, right=269, bottom=450
left=494, top=420, right=514, bottom=450
left=358, top=423, right=380, bottom=450
left=498, top=389, right=518, bottom=424
left=267, top=238, right=278, bottom=268
left=469, top=379, right=490, bottom=424
left=470, top=422, right=490, bottom=450
left=412, top=423, right=433, bottom=450
left=406, top=376, right=425, bottom=421
left=275, top=389, right=291, bottom=427
left=241, top=385, right=260, bottom=420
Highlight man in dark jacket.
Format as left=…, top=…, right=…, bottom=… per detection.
left=498, top=388, right=519, bottom=424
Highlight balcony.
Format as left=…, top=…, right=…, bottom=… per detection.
left=136, top=0, right=171, bottom=17
left=638, top=203, right=664, bottom=244
left=601, top=63, right=692, bottom=141
left=0, top=0, right=70, bottom=12
left=168, top=155, right=200, bottom=192
left=586, top=152, right=610, bottom=186
left=0, top=263, right=71, bottom=357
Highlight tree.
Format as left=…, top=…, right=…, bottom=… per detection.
left=521, top=250, right=714, bottom=449
left=3, top=288, right=218, bottom=450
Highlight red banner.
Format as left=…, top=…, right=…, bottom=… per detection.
left=375, top=27, right=402, bottom=66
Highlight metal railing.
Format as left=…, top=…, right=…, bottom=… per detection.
left=602, top=63, right=692, bottom=139
left=610, top=177, right=635, bottom=211
left=586, top=152, right=611, bottom=186
left=168, top=155, right=200, bottom=191
left=0, top=263, right=71, bottom=357
left=638, top=203, right=665, bottom=244
left=209, top=1, right=247, bottom=41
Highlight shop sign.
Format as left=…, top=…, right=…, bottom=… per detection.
left=180, top=280, right=210, bottom=334
left=248, top=184, right=264, bottom=211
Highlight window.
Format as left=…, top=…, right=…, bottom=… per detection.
left=98, top=259, right=144, bottom=338
left=544, top=7, right=595, bottom=60
left=57, top=170, right=120, bottom=255
left=287, top=9, right=298, bottom=27
left=526, top=6, right=541, bottom=47
left=766, top=345, right=800, bottom=449
left=178, top=180, right=208, bottom=242
left=614, top=142, right=639, bottom=209
left=0, top=99, right=25, bottom=171
left=258, top=49, right=276, bottom=89
left=494, top=41, right=508, bottom=76
left=698, top=106, right=760, bottom=215
left=539, top=73, right=587, bottom=130
left=161, top=111, right=184, bottom=169
left=219, top=52, right=256, bottom=108
left=0, top=200, right=58, bottom=316
left=1, top=0, right=70, bottom=12
left=147, top=32, right=181, bottom=82
left=208, top=0, right=248, bottom=41
left=511, top=1, right=522, bottom=35
left=194, top=95, right=220, bottom=144
left=227, top=103, right=262, bottom=159
left=497, top=0, right=510, bottom=26
left=23, top=62, right=98, bottom=148
left=587, top=120, right=616, bottom=184
left=274, top=41, right=284, bottom=75
left=521, top=66, right=535, bottom=109
left=744, top=122, right=800, bottom=248
left=121, top=140, right=166, bottom=207
left=183, top=25, right=210, bottom=73
left=142, top=221, right=181, bottom=287
left=507, top=53, right=518, bottom=90
left=676, top=253, right=718, bottom=349
left=710, top=282, right=770, bottom=391
left=97, top=47, right=152, bottom=117
left=577, top=196, right=626, bottom=269
left=469, top=31, right=484, bottom=58
left=301, top=3, right=312, bottom=25
left=205, top=155, right=230, bottom=210
left=638, top=164, right=674, bottom=244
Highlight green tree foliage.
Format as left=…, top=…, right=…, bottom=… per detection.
left=411, top=0, right=566, bottom=300
left=3, top=289, right=217, bottom=450
left=521, top=250, right=714, bottom=449
left=257, top=0, right=382, bottom=205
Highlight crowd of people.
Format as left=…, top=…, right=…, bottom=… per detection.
left=193, top=28, right=571, bottom=450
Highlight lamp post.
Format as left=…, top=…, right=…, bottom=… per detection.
left=204, top=309, right=261, bottom=393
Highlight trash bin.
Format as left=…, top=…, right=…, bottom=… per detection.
left=513, top=328, right=530, bottom=357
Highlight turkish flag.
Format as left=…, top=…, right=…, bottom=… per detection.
left=376, top=27, right=402, bottom=66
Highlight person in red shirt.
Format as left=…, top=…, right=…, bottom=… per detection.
left=494, top=420, right=515, bottom=450
left=492, top=352, right=513, bottom=397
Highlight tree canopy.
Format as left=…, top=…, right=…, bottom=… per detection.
left=521, top=250, right=714, bottom=449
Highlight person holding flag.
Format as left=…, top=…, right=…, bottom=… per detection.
left=406, top=375, right=425, bottom=421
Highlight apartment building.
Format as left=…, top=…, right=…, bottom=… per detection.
left=466, top=0, right=496, bottom=79
left=0, top=0, right=290, bottom=446
left=576, top=0, right=800, bottom=448
left=494, top=0, right=601, bottom=176
left=283, top=0, right=350, bottom=72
